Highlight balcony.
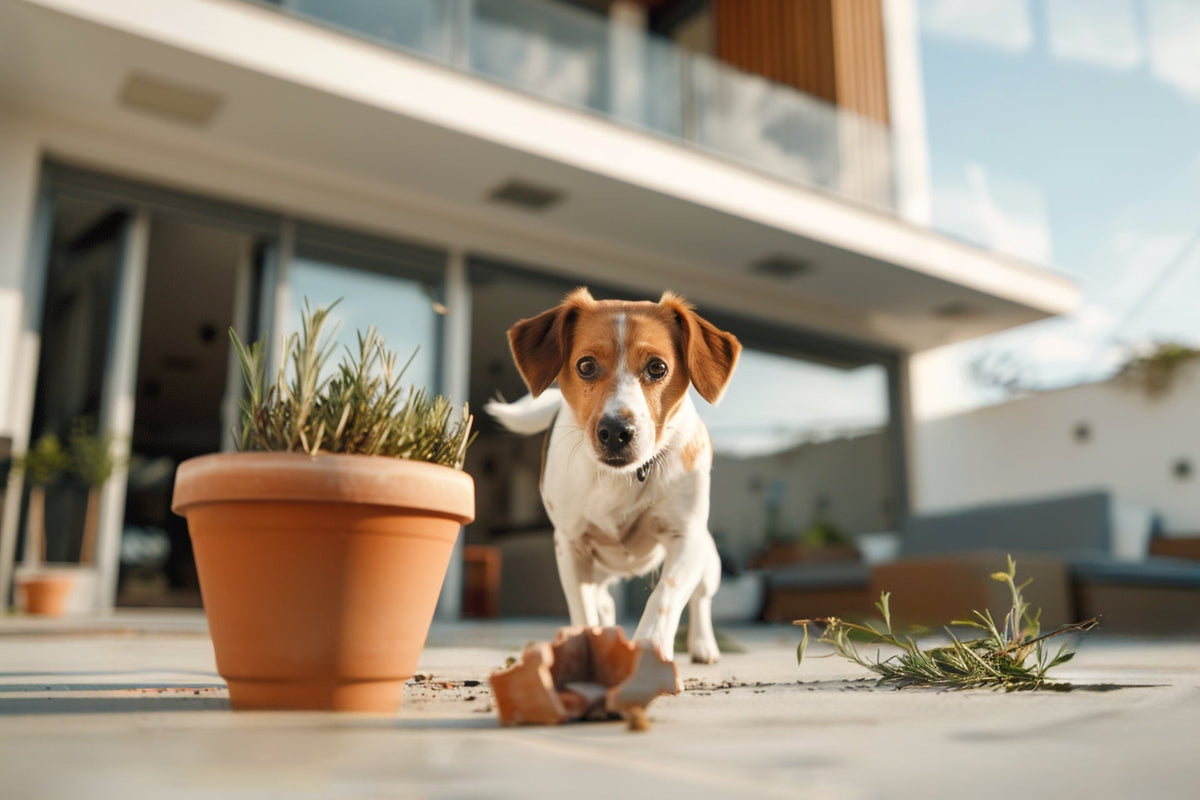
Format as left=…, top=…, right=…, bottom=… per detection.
left=252, top=0, right=893, bottom=213
left=0, top=0, right=1078, bottom=351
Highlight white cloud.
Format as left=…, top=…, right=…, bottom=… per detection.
left=1147, top=0, right=1200, bottom=97
left=932, top=161, right=1053, bottom=265
left=919, top=0, right=1034, bottom=52
left=1045, top=0, right=1143, bottom=70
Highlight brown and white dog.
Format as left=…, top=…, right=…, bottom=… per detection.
left=486, top=288, right=740, bottom=662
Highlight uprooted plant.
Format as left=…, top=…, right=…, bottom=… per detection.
left=230, top=299, right=474, bottom=468
left=795, top=556, right=1100, bottom=690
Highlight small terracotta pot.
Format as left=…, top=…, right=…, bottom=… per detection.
left=16, top=570, right=75, bottom=616
left=172, top=452, right=474, bottom=712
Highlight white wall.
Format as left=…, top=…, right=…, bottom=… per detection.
left=914, top=360, right=1200, bottom=533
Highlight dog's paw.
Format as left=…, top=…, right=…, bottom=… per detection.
left=688, top=637, right=720, bottom=665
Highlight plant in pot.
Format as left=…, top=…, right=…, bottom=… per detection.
left=749, top=492, right=859, bottom=569
left=69, top=418, right=119, bottom=566
left=10, top=433, right=74, bottom=615
left=171, top=301, right=475, bottom=712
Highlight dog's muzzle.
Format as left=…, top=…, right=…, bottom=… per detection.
left=596, top=414, right=637, bottom=465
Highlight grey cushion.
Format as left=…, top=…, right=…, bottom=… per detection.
left=902, top=490, right=1112, bottom=559
left=1071, top=556, right=1200, bottom=589
left=765, top=562, right=871, bottom=590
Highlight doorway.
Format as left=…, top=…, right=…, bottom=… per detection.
left=118, top=215, right=252, bottom=606
left=27, top=194, right=256, bottom=607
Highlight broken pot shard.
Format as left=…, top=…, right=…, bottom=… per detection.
left=606, top=643, right=682, bottom=714
left=558, top=681, right=608, bottom=719
left=489, top=626, right=679, bottom=726
left=489, top=642, right=569, bottom=725
left=585, top=626, right=642, bottom=687
left=549, top=625, right=591, bottom=687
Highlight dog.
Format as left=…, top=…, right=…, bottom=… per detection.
left=486, top=288, right=740, bottom=663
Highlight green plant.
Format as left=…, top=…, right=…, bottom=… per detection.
left=12, top=434, right=71, bottom=486
left=795, top=556, right=1099, bottom=690
left=798, top=518, right=850, bottom=548
left=10, top=434, right=72, bottom=568
left=230, top=299, right=474, bottom=468
left=69, top=418, right=119, bottom=489
left=68, top=418, right=121, bottom=565
left=1118, top=340, right=1200, bottom=396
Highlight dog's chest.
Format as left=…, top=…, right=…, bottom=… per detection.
left=578, top=509, right=667, bottom=575
left=550, top=466, right=672, bottom=574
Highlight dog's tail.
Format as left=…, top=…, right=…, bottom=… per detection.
left=485, top=389, right=563, bottom=435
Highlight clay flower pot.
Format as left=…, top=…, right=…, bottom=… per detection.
left=15, top=569, right=75, bottom=616
left=172, top=452, right=474, bottom=712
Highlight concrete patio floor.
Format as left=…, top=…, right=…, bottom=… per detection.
left=2, top=612, right=1198, bottom=799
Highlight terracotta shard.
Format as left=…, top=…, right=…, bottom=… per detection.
left=607, top=642, right=682, bottom=716
left=561, top=681, right=611, bottom=720
left=585, top=626, right=641, bottom=687
left=489, top=626, right=679, bottom=727
left=549, top=625, right=591, bottom=687
left=489, top=642, right=569, bottom=725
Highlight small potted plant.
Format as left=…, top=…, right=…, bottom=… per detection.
left=11, top=433, right=74, bottom=615
left=171, top=301, right=475, bottom=712
left=69, top=418, right=119, bottom=566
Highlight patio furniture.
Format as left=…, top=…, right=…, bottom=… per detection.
left=886, top=490, right=1200, bottom=632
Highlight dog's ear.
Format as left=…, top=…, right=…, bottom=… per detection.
left=507, top=288, right=594, bottom=397
left=659, top=291, right=741, bottom=405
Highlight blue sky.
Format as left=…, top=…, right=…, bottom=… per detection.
left=915, top=0, right=1200, bottom=416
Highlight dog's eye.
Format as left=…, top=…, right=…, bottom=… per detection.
left=576, top=357, right=599, bottom=380
left=644, top=358, right=668, bottom=382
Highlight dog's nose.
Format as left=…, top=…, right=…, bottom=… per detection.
left=596, top=415, right=635, bottom=454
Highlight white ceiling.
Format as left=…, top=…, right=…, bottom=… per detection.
left=0, top=0, right=1079, bottom=353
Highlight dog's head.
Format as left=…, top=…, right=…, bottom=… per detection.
left=506, top=288, right=741, bottom=472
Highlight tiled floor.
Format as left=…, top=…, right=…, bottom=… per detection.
left=2, top=613, right=1198, bottom=799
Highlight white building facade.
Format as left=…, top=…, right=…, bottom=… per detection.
left=0, top=0, right=1077, bottom=613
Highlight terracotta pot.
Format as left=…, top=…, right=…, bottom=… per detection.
left=15, top=570, right=75, bottom=616
left=171, top=452, right=474, bottom=712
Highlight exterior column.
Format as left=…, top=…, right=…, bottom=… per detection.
left=435, top=246, right=471, bottom=620
left=890, top=352, right=919, bottom=524
left=93, top=211, right=151, bottom=609
left=0, top=118, right=46, bottom=606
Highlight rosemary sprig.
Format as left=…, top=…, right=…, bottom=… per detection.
left=795, top=555, right=1100, bottom=690
left=230, top=298, right=475, bottom=469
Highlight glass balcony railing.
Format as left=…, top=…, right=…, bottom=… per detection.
left=258, top=0, right=894, bottom=212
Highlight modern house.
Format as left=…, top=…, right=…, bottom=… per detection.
left=0, top=0, right=1078, bottom=615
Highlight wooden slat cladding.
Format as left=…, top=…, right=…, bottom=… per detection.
left=832, top=0, right=890, bottom=123
left=713, top=0, right=890, bottom=124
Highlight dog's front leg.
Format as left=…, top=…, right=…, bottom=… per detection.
left=633, top=530, right=714, bottom=660
left=554, top=529, right=600, bottom=627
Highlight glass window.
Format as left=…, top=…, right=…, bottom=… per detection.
left=696, top=345, right=895, bottom=565
left=284, top=256, right=442, bottom=394
left=283, top=0, right=454, bottom=61
left=471, top=0, right=610, bottom=113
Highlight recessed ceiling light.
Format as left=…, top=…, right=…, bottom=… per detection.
left=119, top=73, right=221, bottom=126
left=487, top=179, right=565, bottom=211
left=749, top=254, right=813, bottom=280
left=931, top=301, right=978, bottom=319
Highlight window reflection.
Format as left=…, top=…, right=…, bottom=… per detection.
left=697, top=346, right=894, bottom=565
left=285, top=257, right=441, bottom=393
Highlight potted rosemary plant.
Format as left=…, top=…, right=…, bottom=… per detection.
left=171, top=301, right=475, bottom=712
left=11, top=434, right=75, bottom=615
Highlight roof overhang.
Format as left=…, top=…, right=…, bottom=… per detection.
left=0, top=0, right=1080, bottom=353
